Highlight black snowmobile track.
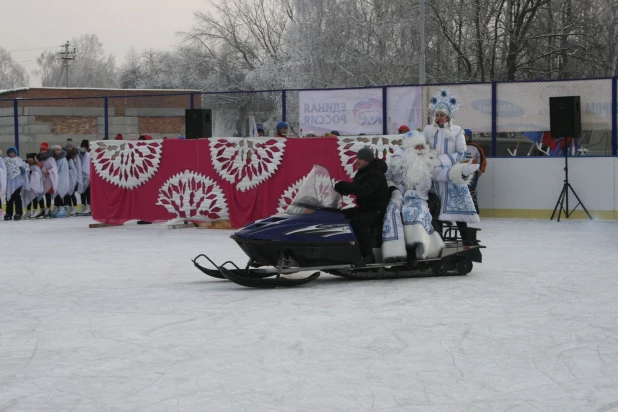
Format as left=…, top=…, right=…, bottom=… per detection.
left=219, top=267, right=321, bottom=288
left=325, top=266, right=462, bottom=279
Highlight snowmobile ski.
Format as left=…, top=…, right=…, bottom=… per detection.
left=219, top=267, right=321, bottom=288
left=192, top=254, right=279, bottom=279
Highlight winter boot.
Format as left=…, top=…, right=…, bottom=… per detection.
left=4, top=215, right=12, bottom=221
left=22, top=210, right=31, bottom=220
left=68, top=206, right=77, bottom=217
left=406, top=244, right=418, bottom=264
left=43, top=208, right=52, bottom=218
left=458, top=227, right=475, bottom=246
left=13, top=214, right=22, bottom=221
left=82, top=204, right=91, bottom=215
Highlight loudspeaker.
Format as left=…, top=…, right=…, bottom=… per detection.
left=549, top=96, right=581, bottom=138
left=185, top=109, right=212, bottom=139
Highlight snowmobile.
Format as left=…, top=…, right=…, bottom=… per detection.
left=192, top=165, right=485, bottom=288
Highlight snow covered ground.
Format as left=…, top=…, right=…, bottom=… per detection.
left=1, top=217, right=618, bottom=411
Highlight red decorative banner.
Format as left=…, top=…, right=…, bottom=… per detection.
left=90, top=136, right=403, bottom=228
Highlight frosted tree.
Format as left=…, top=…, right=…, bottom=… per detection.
left=122, top=0, right=615, bottom=91
left=0, top=48, right=29, bottom=89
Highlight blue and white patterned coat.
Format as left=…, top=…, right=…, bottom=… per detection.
left=382, top=139, right=446, bottom=261
left=423, top=124, right=479, bottom=223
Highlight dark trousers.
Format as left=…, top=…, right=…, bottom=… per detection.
left=64, top=184, right=78, bottom=207
left=82, top=186, right=90, bottom=205
left=468, top=172, right=480, bottom=214
left=6, top=187, right=23, bottom=217
left=64, top=194, right=77, bottom=206
left=343, top=208, right=383, bottom=257
left=54, top=195, right=64, bottom=207
left=39, top=193, right=52, bottom=209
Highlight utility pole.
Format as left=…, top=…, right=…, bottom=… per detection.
left=419, top=0, right=426, bottom=85
left=57, top=41, right=76, bottom=87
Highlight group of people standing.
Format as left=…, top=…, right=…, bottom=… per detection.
left=0, top=139, right=91, bottom=221
left=335, top=89, right=485, bottom=264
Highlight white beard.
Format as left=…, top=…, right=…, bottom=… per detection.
left=401, top=149, right=433, bottom=189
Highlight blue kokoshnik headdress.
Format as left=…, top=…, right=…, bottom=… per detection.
left=429, top=89, right=460, bottom=128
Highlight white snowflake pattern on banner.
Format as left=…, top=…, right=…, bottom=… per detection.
left=210, top=137, right=286, bottom=192
left=277, top=176, right=355, bottom=213
left=337, top=135, right=403, bottom=178
left=90, top=140, right=162, bottom=189
left=156, top=170, right=228, bottom=221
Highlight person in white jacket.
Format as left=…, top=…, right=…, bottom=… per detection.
left=423, top=89, right=479, bottom=245
left=21, top=153, right=44, bottom=219
left=3, top=146, right=26, bottom=221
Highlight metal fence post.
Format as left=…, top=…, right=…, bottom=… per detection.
left=612, top=77, right=618, bottom=156
left=382, top=87, right=388, bottom=135
left=13, top=99, right=19, bottom=151
left=104, top=97, right=109, bottom=140
left=190, top=93, right=195, bottom=109
left=491, top=82, right=498, bottom=156
left=281, top=90, right=287, bottom=122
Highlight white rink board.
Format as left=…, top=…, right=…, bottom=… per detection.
left=477, top=157, right=618, bottom=211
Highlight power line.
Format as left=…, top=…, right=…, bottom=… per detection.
left=6, top=45, right=58, bottom=53
left=12, top=56, right=42, bottom=62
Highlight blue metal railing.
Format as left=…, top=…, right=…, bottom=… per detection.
left=1, top=77, right=616, bottom=156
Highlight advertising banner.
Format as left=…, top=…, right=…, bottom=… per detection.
left=299, top=89, right=383, bottom=135
left=495, top=79, right=612, bottom=132
left=385, top=86, right=424, bottom=133
left=425, top=84, right=493, bottom=133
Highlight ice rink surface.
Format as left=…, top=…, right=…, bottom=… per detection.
left=1, top=217, right=618, bottom=411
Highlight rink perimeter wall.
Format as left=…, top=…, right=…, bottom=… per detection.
left=84, top=138, right=618, bottom=228
left=477, top=157, right=618, bottom=220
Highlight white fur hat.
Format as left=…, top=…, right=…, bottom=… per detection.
left=402, top=130, right=427, bottom=148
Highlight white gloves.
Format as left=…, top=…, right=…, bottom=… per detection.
left=391, top=189, right=403, bottom=207
left=432, top=157, right=442, bottom=167
left=462, top=163, right=480, bottom=177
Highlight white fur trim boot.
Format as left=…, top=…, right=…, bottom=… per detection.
left=382, top=238, right=408, bottom=263
left=404, top=224, right=445, bottom=259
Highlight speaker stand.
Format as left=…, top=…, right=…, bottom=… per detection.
left=550, top=140, right=592, bottom=222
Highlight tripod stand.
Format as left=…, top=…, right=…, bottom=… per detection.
left=550, top=139, right=592, bottom=221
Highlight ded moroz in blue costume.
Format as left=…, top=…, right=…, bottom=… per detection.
left=382, top=131, right=479, bottom=262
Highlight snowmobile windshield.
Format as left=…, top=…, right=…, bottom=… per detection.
left=286, top=165, right=343, bottom=214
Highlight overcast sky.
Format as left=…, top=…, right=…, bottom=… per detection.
left=1, top=0, right=211, bottom=87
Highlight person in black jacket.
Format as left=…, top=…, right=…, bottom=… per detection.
left=334, top=147, right=390, bottom=264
